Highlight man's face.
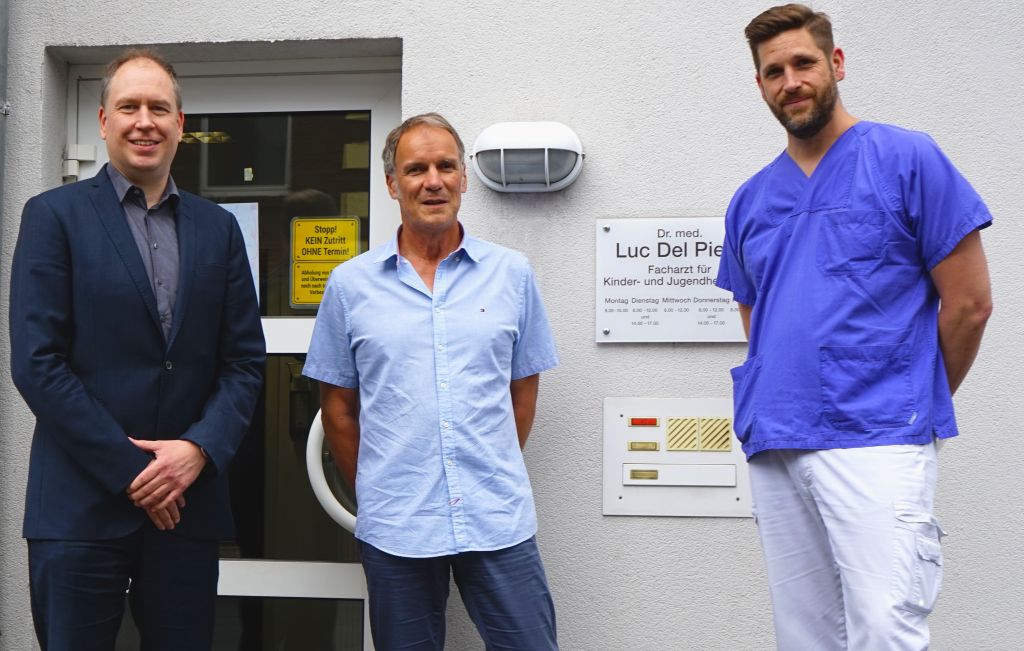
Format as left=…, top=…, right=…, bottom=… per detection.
left=99, top=58, right=184, bottom=185
left=755, top=28, right=844, bottom=140
left=386, top=125, right=467, bottom=235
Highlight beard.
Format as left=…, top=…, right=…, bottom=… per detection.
left=770, top=73, right=839, bottom=140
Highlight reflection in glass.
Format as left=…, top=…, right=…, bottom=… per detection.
left=171, top=111, right=371, bottom=317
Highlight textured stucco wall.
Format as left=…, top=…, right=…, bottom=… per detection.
left=3, top=1, right=1022, bottom=649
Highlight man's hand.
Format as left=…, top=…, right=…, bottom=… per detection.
left=144, top=496, right=187, bottom=531
left=127, top=438, right=207, bottom=510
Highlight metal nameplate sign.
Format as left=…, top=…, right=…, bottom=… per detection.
left=595, top=217, right=745, bottom=342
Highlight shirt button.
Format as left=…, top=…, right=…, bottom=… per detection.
left=440, top=382, right=448, bottom=390
left=165, top=361, right=173, bottom=370
left=442, top=420, right=450, bottom=429
left=437, top=344, right=444, bottom=352
left=152, top=242, right=159, bottom=250
left=446, top=458, right=454, bottom=466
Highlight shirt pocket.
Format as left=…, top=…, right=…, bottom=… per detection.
left=819, top=343, right=914, bottom=430
left=730, top=355, right=762, bottom=442
left=815, top=211, right=886, bottom=276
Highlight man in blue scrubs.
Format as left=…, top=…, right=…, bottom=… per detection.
left=717, top=5, right=992, bottom=648
left=304, top=113, right=559, bottom=650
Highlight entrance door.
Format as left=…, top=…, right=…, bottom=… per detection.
left=68, top=58, right=401, bottom=650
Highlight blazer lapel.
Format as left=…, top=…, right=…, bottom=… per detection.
left=89, top=170, right=163, bottom=335
left=168, top=196, right=195, bottom=350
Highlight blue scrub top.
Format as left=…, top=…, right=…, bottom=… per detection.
left=717, top=122, right=992, bottom=458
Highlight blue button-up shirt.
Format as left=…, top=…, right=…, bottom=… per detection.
left=304, top=230, right=559, bottom=557
left=717, top=122, right=992, bottom=458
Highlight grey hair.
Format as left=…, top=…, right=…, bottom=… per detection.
left=382, top=113, right=465, bottom=176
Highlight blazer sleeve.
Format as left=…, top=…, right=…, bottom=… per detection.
left=10, top=193, right=153, bottom=495
left=179, top=210, right=266, bottom=475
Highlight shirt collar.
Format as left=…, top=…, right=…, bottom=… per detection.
left=374, top=224, right=486, bottom=264
left=459, top=233, right=486, bottom=262
left=373, top=234, right=400, bottom=263
left=106, top=163, right=180, bottom=208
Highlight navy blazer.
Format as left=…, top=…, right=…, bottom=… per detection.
left=10, top=167, right=266, bottom=541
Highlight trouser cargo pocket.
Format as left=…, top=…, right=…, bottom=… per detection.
left=893, top=508, right=945, bottom=615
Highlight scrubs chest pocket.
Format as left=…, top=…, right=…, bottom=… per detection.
left=816, top=211, right=886, bottom=275
left=820, top=343, right=913, bottom=430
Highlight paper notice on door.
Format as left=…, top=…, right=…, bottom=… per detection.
left=220, top=202, right=260, bottom=304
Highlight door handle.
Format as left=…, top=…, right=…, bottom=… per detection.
left=305, top=409, right=358, bottom=533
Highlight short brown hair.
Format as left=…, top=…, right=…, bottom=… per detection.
left=745, top=4, right=835, bottom=71
left=382, top=113, right=465, bottom=176
left=100, top=48, right=182, bottom=110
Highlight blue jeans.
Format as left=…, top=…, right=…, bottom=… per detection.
left=359, top=536, right=559, bottom=651
left=28, top=525, right=218, bottom=651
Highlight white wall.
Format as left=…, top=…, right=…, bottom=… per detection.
left=3, top=1, right=1022, bottom=648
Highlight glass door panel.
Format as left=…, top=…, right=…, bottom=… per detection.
left=225, top=354, right=358, bottom=564
left=171, top=111, right=373, bottom=318
left=172, top=110, right=372, bottom=319
left=168, top=111, right=366, bottom=563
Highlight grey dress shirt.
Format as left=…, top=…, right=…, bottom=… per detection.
left=106, top=165, right=181, bottom=340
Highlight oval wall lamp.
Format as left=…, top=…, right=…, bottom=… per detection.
left=470, top=121, right=584, bottom=193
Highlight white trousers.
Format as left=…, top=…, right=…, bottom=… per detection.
left=749, top=444, right=944, bottom=650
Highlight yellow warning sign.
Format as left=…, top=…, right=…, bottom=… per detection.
left=292, top=218, right=359, bottom=261
left=291, top=217, right=360, bottom=307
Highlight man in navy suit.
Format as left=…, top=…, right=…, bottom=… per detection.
left=9, top=49, right=265, bottom=650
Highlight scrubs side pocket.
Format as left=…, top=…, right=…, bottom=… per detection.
left=816, top=211, right=886, bottom=276
left=730, top=355, right=762, bottom=443
left=892, top=508, right=945, bottom=615
left=820, top=343, right=914, bottom=430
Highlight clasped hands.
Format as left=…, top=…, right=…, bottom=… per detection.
left=126, top=438, right=207, bottom=531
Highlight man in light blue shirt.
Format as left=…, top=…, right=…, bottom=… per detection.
left=717, top=5, right=992, bottom=649
left=304, top=113, right=559, bottom=650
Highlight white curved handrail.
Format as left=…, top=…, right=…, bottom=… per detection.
left=305, top=409, right=357, bottom=533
